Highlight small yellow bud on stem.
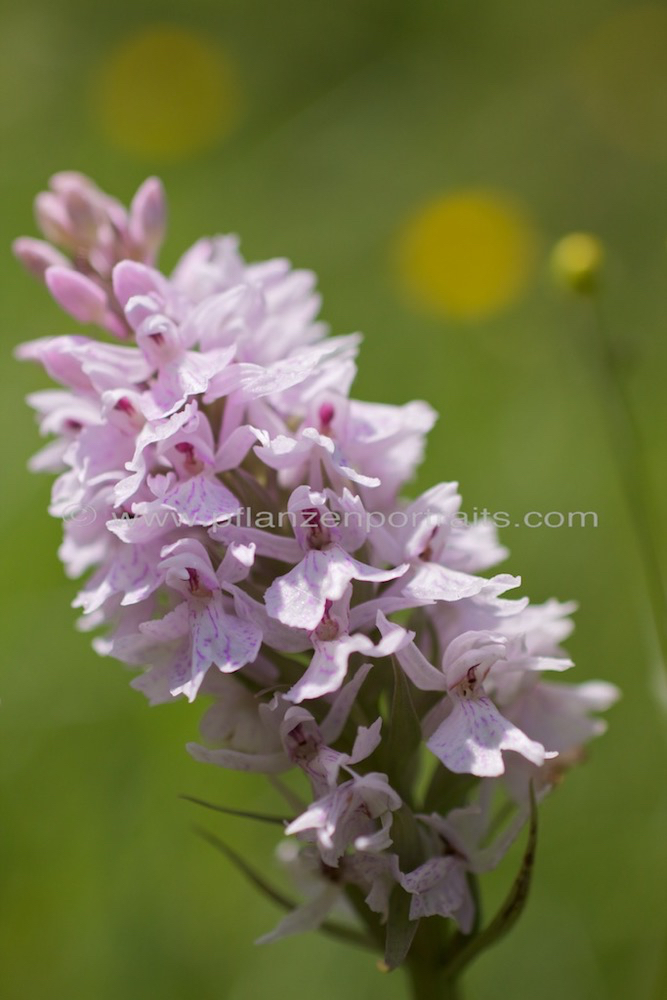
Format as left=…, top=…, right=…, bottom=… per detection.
left=550, top=232, right=604, bottom=294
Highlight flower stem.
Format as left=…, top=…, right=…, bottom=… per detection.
left=404, top=920, right=463, bottom=1000
left=405, top=958, right=462, bottom=1000
left=583, top=297, right=667, bottom=676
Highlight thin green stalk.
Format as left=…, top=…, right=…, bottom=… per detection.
left=401, top=915, right=462, bottom=1000
left=583, top=297, right=667, bottom=674
left=405, top=960, right=462, bottom=1000
left=586, top=316, right=667, bottom=1000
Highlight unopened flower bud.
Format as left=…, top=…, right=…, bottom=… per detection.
left=35, top=192, right=73, bottom=247
left=64, top=188, right=102, bottom=245
left=12, top=237, right=69, bottom=280
left=550, top=232, right=604, bottom=294
left=129, top=177, right=167, bottom=259
left=45, top=266, right=108, bottom=324
left=49, top=170, right=98, bottom=197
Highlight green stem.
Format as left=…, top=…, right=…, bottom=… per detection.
left=577, top=292, right=667, bottom=999
left=403, top=919, right=463, bottom=1000
left=584, top=297, right=667, bottom=674
left=405, top=957, right=462, bottom=1000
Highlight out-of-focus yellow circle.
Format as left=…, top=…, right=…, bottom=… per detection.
left=396, top=190, right=537, bottom=321
left=92, top=25, right=239, bottom=159
left=575, top=5, right=667, bottom=159
left=550, top=232, right=604, bottom=295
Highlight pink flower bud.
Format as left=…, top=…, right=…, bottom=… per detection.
left=34, top=192, right=73, bottom=246
left=112, top=259, right=170, bottom=312
left=49, top=171, right=99, bottom=196
left=129, top=177, right=167, bottom=259
left=50, top=172, right=128, bottom=252
left=12, top=238, right=69, bottom=280
left=45, top=266, right=108, bottom=324
left=63, top=189, right=102, bottom=244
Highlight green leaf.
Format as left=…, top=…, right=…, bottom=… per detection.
left=441, top=786, right=539, bottom=980
left=384, top=885, right=419, bottom=971
left=194, top=826, right=374, bottom=950
left=180, top=794, right=289, bottom=825
left=384, top=657, right=423, bottom=802
left=390, top=805, right=425, bottom=872
left=423, top=766, right=478, bottom=814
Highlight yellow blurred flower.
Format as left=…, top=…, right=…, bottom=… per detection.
left=92, top=25, right=240, bottom=160
left=550, top=233, right=604, bottom=295
left=395, top=189, right=537, bottom=321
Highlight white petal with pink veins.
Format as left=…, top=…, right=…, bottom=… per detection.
left=231, top=590, right=311, bottom=653
left=162, top=474, right=241, bottom=527
left=264, top=547, right=352, bottom=630
left=404, top=563, right=505, bottom=603
left=400, top=856, right=466, bottom=921
left=287, top=634, right=372, bottom=702
left=427, top=695, right=551, bottom=777
left=177, top=596, right=262, bottom=701
left=287, top=617, right=413, bottom=703
left=140, top=602, right=190, bottom=642
left=131, top=644, right=193, bottom=705
left=144, top=345, right=237, bottom=419
left=242, top=337, right=360, bottom=397
left=74, top=539, right=164, bottom=613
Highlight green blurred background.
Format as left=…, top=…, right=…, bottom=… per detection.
left=2, top=1, right=667, bottom=997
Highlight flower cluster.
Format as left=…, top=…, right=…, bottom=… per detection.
left=16, top=174, right=618, bottom=960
